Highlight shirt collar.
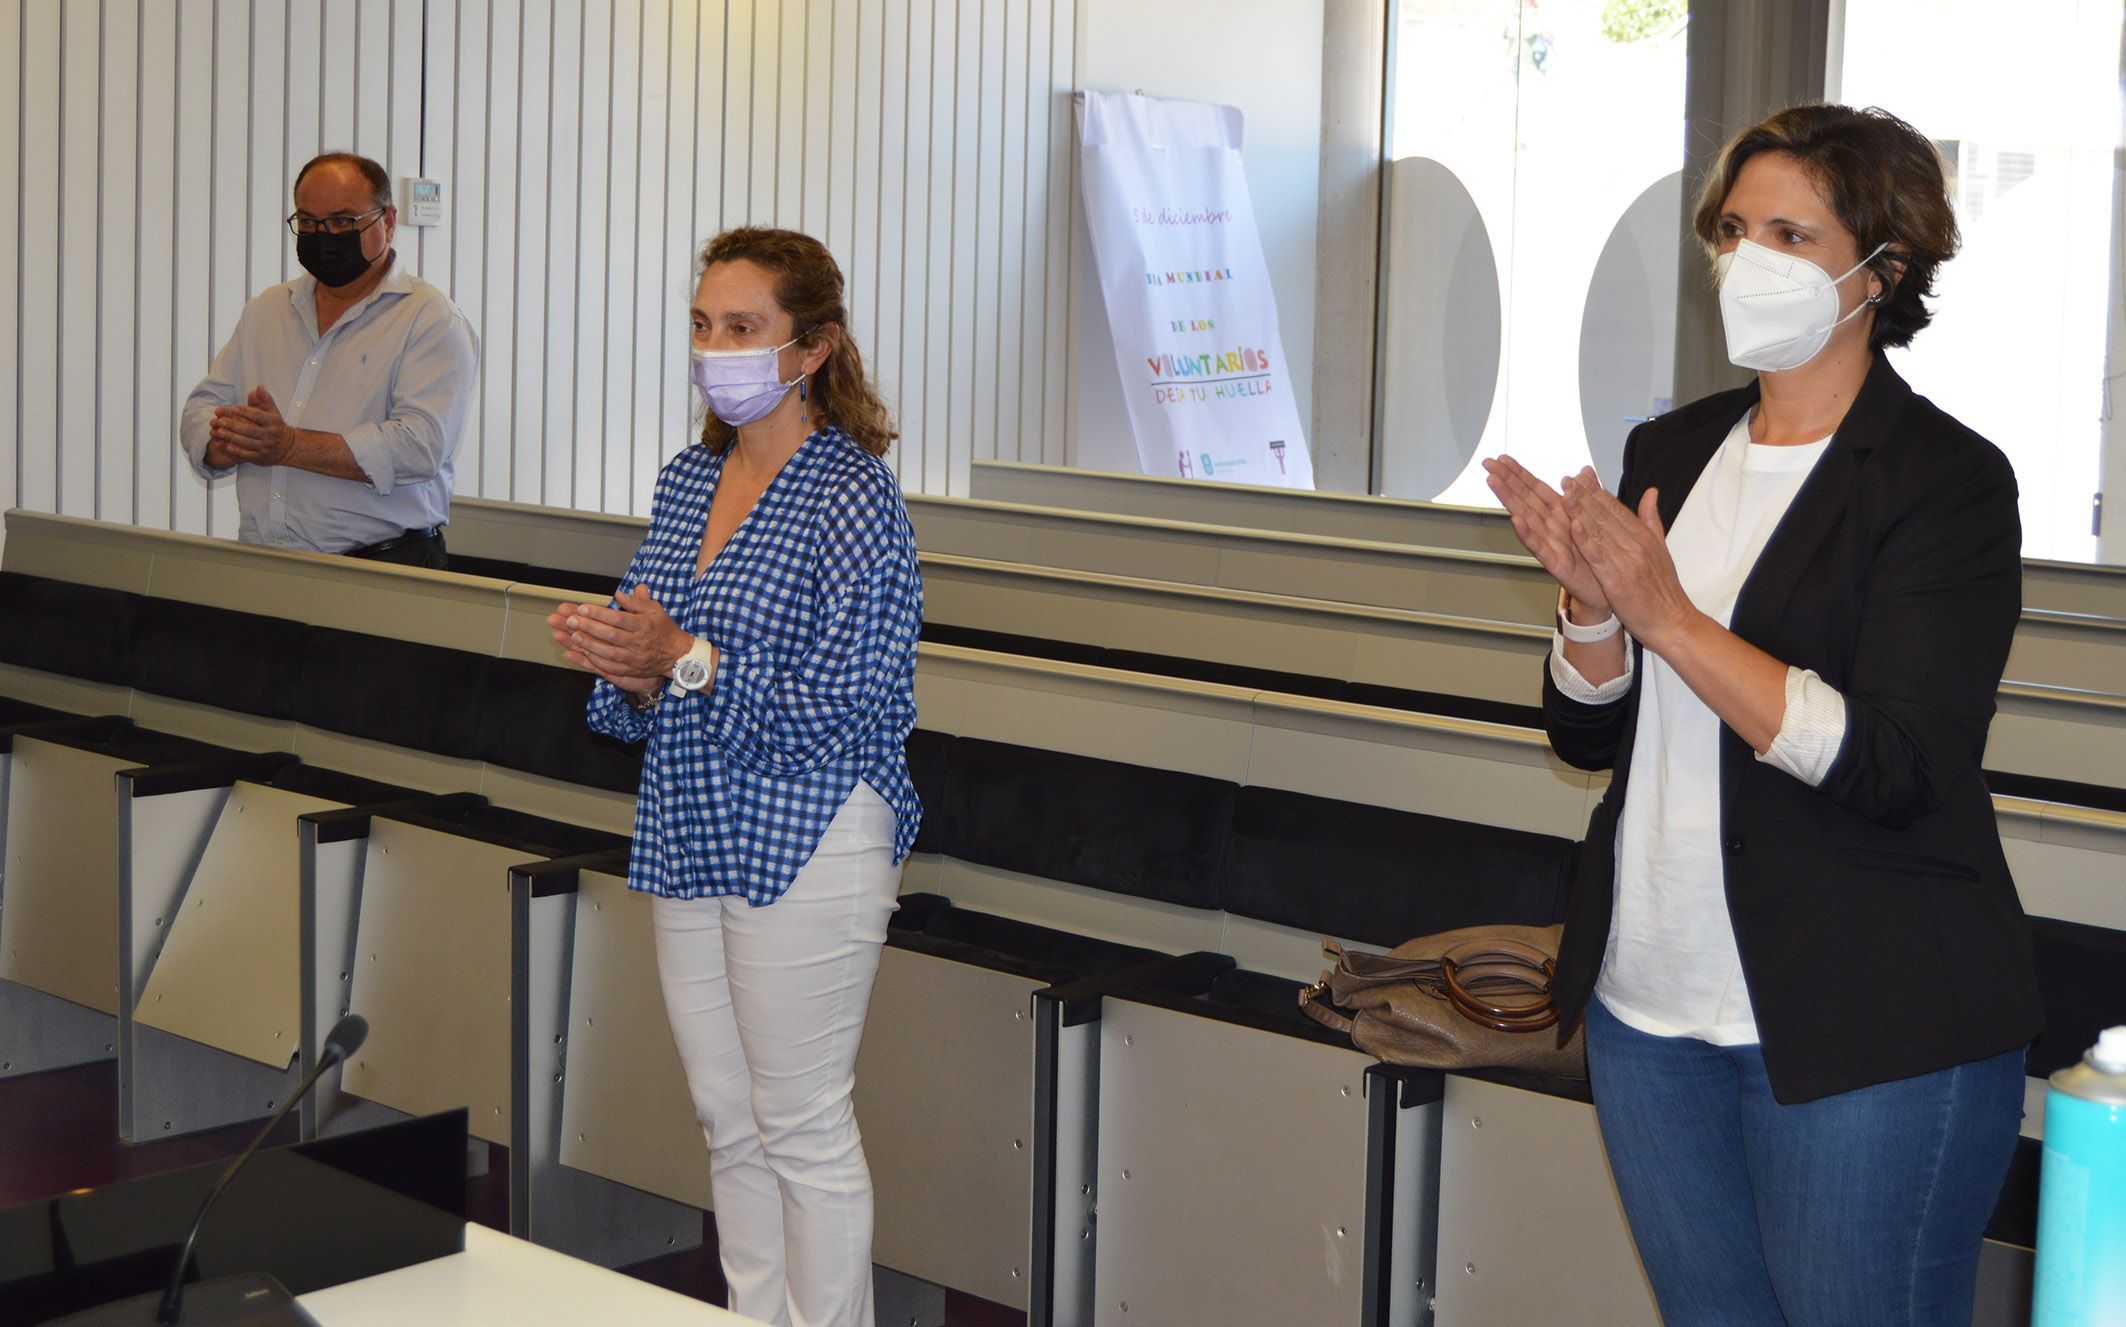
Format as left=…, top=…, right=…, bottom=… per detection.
left=288, top=250, right=413, bottom=327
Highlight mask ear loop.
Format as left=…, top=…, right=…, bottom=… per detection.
left=1845, top=241, right=1892, bottom=306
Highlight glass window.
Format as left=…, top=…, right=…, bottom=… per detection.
left=1837, top=0, right=2125, bottom=562
left=1377, top=0, right=1691, bottom=502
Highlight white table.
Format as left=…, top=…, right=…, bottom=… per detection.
left=297, top=1223, right=768, bottom=1325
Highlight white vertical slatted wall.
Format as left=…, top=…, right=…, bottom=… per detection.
left=2, top=0, right=1078, bottom=540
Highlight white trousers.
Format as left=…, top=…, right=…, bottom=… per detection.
left=651, top=784, right=901, bottom=1327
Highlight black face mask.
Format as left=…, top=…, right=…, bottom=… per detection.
left=296, top=229, right=377, bottom=288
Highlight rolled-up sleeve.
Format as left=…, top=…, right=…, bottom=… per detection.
left=340, top=303, right=479, bottom=496
left=179, top=313, right=250, bottom=480
left=1549, top=629, right=1635, bottom=704
left=1757, top=666, right=1847, bottom=786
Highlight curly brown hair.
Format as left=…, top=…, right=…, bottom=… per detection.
left=1692, top=104, right=1960, bottom=351
left=694, top=228, right=897, bottom=457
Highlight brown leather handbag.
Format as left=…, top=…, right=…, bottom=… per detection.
left=1298, top=923, right=1587, bottom=1079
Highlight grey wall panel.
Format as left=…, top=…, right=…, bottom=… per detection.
left=1092, top=1000, right=1376, bottom=1327
left=0, top=739, right=126, bottom=1015
left=3, top=0, right=1081, bottom=552
left=338, top=818, right=523, bottom=1146
left=555, top=870, right=715, bottom=1213
left=857, top=947, right=1043, bottom=1308
left=138, top=782, right=346, bottom=1067
left=1432, top=1076, right=1659, bottom=1326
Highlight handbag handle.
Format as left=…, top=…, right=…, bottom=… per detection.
left=1297, top=979, right=1355, bottom=1034
left=1440, top=939, right=1560, bottom=1034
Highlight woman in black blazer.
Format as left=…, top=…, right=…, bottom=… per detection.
left=1485, top=105, right=2040, bottom=1327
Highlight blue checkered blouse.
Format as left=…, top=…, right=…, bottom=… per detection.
left=586, top=425, right=923, bottom=904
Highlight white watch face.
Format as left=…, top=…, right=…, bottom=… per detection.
left=675, top=657, right=712, bottom=691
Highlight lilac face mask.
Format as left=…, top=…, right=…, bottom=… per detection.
left=690, top=336, right=804, bottom=426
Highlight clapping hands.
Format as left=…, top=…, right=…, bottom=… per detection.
left=1481, top=457, right=1695, bottom=651
left=548, top=585, right=692, bottom=697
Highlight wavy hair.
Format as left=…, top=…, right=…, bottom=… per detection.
left=1692, top=104, right=1959, bottom=350
left=694, top=227, right=897, bottom=456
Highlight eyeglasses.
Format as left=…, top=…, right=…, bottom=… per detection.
left=285, top=206, right=387, bottom=237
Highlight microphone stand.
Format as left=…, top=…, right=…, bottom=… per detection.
left=46, top=1013, right=368, bottom=1326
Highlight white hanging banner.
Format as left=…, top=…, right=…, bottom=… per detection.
left=1076, top=91, right=1314, bottom=489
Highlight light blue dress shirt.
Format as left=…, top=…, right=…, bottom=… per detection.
left=179, top=255, right=479, bottom=553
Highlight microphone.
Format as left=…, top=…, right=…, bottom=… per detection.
left=151, top=1013, right=370, bottom=1324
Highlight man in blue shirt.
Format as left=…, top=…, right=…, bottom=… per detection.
left=179, top=152, right=478, bottom=567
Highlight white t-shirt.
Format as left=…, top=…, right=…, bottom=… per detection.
left=1550, top=416, right=1847, bottom=1044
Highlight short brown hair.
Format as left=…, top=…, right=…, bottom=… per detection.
left=1692, top=104, right=1958, bottom=350
left=293, top=152, right=393, bottom=210
left=694, top=228, right=897, bottom=458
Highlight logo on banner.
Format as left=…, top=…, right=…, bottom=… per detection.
left=1176, top=451, right=1193, bottom=478
left=1196, top=452, right=1250, bottom=477
left=1147, top=344, right=1276, bottom=407
left=1269, top=440, right=1286, bottom=474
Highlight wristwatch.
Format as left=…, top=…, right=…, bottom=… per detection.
left=670, top=638, right=718, bottom=694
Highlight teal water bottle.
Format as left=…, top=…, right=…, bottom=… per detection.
left=2033, top=1025, right=2126, bottom=1326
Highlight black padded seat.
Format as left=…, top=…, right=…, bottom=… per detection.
left=890, top=895, right=1170, bottom=988
left=440, top=554, right=531, bottom=583
left=1987, top=1137, right=2042, bottom=1248
left=447, top=553, right=619, bottom=597
left=2027, top=916, right=2126, bottom=1078
left=0, top=570, right=138, bottom=684
left=1205, top=966, right=1319, bottom=1030
left=476, top=658, right=646, bottom=794
left=124, top=595, right=306, bottom=719
left=383, top=796, right=630, bottom=860
left=1985, top=769, right=2126, bottom=816
left=264, top=764, right=424, bottom=807
left=516, top=564, right=625, bottom=597
left=941, top=737, right=1234, bottom=910
left=287, top=627, right=490, bottom=760
left=0, top=697, right=72, bottom=727
left=1222, top=785, right=1574, bottom=949
left=15, top=716, right=253, bottom=769
left=904, top=728, right=952, bottom=854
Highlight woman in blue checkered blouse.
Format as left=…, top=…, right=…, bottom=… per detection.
left=547, top=228, right=922, bottom=1327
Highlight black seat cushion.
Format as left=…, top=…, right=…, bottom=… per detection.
left=1223, top=785, right=1574, bottom=947
left=0, top=571, right=138, bottom=684
left=904, top=728, right=953, bottom=854
left=942, top=737, right=1234, bottom=909
left=476, top=657, right=645, bottom=793
left=265, top=764, right=424, bottom=807
left=0, top=696, right=71, bottom=726
left=2027, top=915, right=2126, bottom=1078
left=286, top=626, right=488, bottom=760
left=915, top=904, right=1168, bottom=980
left=124, top=595, right=306, bottom=718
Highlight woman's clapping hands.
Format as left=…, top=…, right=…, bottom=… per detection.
left=1482, top=457, right=1697, bottom=651
left=548, top=585, right=693, bottom=696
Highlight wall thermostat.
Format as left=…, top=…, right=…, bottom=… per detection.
left=403, top=177, right=444, bottom=227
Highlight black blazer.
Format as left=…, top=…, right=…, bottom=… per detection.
left=1546, top=354, right=2042, bottom=1104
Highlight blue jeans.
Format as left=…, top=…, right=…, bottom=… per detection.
left=1584, top=998, right=2025, bottom=1327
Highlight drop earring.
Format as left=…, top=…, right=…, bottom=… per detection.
left=799, top=379, right=808, bottom=427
